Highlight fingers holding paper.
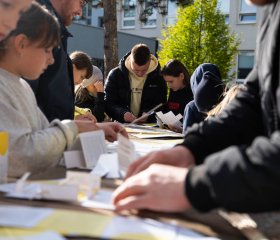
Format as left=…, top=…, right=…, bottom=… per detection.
left=73, top=121, right=128, bottom=142
left=112, top=164, right=192, bottom=212
left=125, top=146, right=195, bottom=179
left=98, top=122, right=129, bottom=142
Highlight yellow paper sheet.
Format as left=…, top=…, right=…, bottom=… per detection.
left=36, top=209, right=112, bottom=237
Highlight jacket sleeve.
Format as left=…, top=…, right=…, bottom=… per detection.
left=105, top=69, right=129, bottom=122
left=92, top=92, right=105, bottom=122
left=1, top=81, right=78, bottom=178
left=141, top=76, right=167, bottom=123
left=182, top=102, right=198, bottom=134
left=182, top=68, right=280, bottom=212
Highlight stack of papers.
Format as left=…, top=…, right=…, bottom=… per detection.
left=156, top=111, right=183, bottom=127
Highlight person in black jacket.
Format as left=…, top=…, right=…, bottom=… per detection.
left=105, top=44, right=167, bottom=123
left=26, top=0, right=88, bottom=122
left=112, top=0, right=280, bottom=214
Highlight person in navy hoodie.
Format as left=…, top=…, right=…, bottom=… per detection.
left=182, top=63, right=223, bottom=133
left=161, top=59, right=193, bottom=132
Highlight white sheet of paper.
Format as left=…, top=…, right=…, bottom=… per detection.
left=20, top=230, right=67, bottom=240
left=102, top=216, right=177, bottom=240
left=176, top=226, right=220, bottom=239
left=0, top=205, right=54, bottom=228
left=117, top=133, right=136, bottom=172
left=81, top=189, right=115, bottom=210
left=40, top=183, right=78, bottom=202
left=79, top=131, right=107, bottom=168
left=91, top=153, right=120, bottom=179
left=164, top=111, right=183, bottom=127
left=64, top=150, right=86, bottom=169
left=66, top=171, right=101, bottom=190
left=90, top=156, right=110, bottom=177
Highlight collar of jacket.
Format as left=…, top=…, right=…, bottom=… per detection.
left=36, top=0, right=73, bottom=39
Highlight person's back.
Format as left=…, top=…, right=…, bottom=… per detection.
left=183, top=63, right=222, bottom=133
left=105, top=44, right=167, bottom=123
left=26, top=0, right=84, bottom=121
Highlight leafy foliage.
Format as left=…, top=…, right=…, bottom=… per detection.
left=158, top=0, right=242, bottom=81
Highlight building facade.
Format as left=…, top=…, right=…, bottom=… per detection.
left=72, top=0, right=263, bottom=83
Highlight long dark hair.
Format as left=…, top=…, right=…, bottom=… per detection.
left=0, top=2, right=60, bottom=58
left=162, top=59, right=191, bottom=89
left=70, top=51, right=93, bottom=79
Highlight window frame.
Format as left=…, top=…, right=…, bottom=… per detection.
left=122, top=0, right=136, bottom=29
left=141, top=0, right=157, bottom=29
left=238, top=0, right=257, bottom=24
left=236, top=51, right=255, bottom=83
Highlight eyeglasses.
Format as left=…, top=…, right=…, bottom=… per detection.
left=80, top=0, right=88, bottom=8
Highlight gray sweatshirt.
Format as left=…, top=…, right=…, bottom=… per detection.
left=0, top=68, right=78, bottom=177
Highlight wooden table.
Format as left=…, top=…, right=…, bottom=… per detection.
left=0, top=166, right=247, bottom=240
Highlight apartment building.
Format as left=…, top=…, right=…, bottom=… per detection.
left=73, top=0, right=263, bottom=83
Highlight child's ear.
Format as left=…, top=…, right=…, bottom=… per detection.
left=14, top=34, right=28, bottom=54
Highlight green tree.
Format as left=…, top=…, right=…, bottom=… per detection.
left=158, top=0, right=242, bottom=81
left=85, top=0, right=193, bottom=80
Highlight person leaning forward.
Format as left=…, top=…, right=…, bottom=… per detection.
left=105, top=44, right=167, bottom=123
left=26, top=0, right=88, bottom=122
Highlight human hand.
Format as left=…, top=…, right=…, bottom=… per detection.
left=98, top=122, right=129, bottom=142
left=75, top=112, right=97, bottom=123
left=168, top=124, right=183, bottom=133
left=124, top=112, right=136, bottom=122
left=73, top=120, right=101, bottom=133
left=112, top=164, right=192, bottom=212
left=135, top=112, right=148, bottom=123
left=125, top=146, right=195, bottom=179
left=94, top=80, right=104, bottom=92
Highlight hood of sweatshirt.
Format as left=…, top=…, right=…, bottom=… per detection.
left=190, top=63, right=222, bottom=94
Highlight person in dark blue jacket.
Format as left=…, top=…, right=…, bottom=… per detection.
left=105, top=44, right=167, bottom=123
left=183, top=63, right=223, bottom=133
left=26, top=0, right=88, bottom=121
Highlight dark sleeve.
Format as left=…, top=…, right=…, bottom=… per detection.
left=105, top=69, right=129, bottom=122
left=141, top=76, right=167, bottom=122
left=182, top=102, right=197, bottom=134
left=182, top=68, right=280, bottom=213
left=92, top=92, right=105, bottom=122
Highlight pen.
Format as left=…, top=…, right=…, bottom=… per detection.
left=74, top=109, right=95, bottom=122
left=126, top=103, right=163, bottom=127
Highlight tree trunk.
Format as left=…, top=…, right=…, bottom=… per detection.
left=103, top=0, right=118, bottom=81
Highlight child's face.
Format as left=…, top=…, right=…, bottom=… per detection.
left=73, top=65, right=87, bottom=85
left=163, top=73, right=186, bottom=92
left=0, top=0, right=32, bottom=41
left=20, top=42, right=54, bottom=80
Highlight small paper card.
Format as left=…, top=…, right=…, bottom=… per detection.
left=66, top=171, right=101, bottom=190
left=117, top=133, right=136, bottom=172
left=64, top=130, right=107, bottom=169
left=40, top=184, right=79, bottom=202
left=0, top=132, right=8, bottom=184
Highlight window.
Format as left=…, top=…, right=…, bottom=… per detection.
left=218, top=0, right=230, bottom=23
left=239, top=0, right=257, bottom=23
left=92, top=58, right=104, bottom=76
left=98, top=17, right=104, bottom=28
left=142, top=0, right=157, bottom=28
left=165, top=0, right=177, bottom=26
left=123, top=0, right=136, bottom=28
left=237, top=51, right=254, bottom=82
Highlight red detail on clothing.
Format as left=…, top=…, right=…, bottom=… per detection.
left=168, top=102, right=179, bottom=110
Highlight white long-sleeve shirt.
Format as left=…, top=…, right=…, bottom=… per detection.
left=0, top=68, right=78, bottom=177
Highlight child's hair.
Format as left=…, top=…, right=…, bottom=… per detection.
left=205, top=84, right=246, bottom=120
left=0, top=2, right=60, bottom=59
left=75, top=84, right=92, bottom=103
left=162, top=59, right=191, bottom=89
left=70, top=51, right=93, bottom=79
